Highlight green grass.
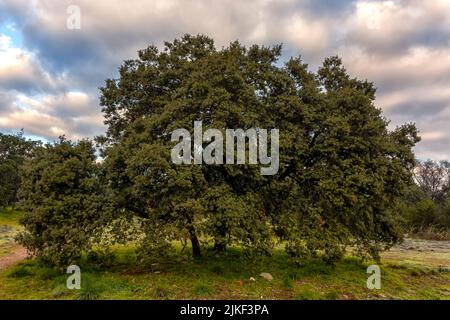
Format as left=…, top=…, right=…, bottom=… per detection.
left=152, top=286, right=171, bottom=299
left=0, top=207, right=22, bottom=227
left=0, top=244, right=449, bottom=300
left=1, top=208, right=449, bottom=300
left=76, top=274, right=106, bottom=300
left=193, top=281, right=214, bottom=296
left=295, top=286, right=323, bottom=300
left=0, top=207, right=22, bottom=258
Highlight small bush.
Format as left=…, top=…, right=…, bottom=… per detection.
left=16, top=138, right=111, bottom=267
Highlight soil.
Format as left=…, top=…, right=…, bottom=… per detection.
left=0, top=246, right=27, bottom=272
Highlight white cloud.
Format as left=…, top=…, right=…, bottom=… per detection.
left=0, top=33, right=59, bottom=93
left=0, top=91, right=103, bottom=140
left=0, top=0, right=450, bottom=159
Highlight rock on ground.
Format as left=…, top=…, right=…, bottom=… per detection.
left=259, top=272, right=273, bottom=281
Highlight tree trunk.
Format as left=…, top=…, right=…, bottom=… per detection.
left=189, top=227, right=201, bottom=258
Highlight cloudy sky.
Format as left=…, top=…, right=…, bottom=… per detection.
left=0, top=0, right=449, bottom=160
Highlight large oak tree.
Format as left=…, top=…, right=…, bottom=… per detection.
left=99, top=34, right=419, bottom=262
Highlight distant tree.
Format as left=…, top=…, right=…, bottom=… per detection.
left=413, top=160, right=450, bottom=203
left=0, top=131, right=40, bottom=209
left=397, top=161, right=450, bottom=230
left=98, top=35, right=419, bottom=262
left=16, top=138, right=109, bottom=266
left=405, top=198, right=440, bottom=229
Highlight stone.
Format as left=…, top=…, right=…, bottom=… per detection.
left=259, top=272, right=273, bottom=281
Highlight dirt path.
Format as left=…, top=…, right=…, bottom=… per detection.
left=0, top=246, right=27, bottom=272
left=0, top=220, right=27, bottom=272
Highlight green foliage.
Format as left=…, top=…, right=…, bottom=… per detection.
left=99, top=34, right=419, bottom=263
left=407, top=199, right=439, bottom=227
left=0, top=131, right=40, bottom=209
left=16, top=137, right=111, bottom=267
left=398, top=175, right=450, bottom=233
left=1, top=35, right=420, bottom=268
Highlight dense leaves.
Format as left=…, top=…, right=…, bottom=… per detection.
left=11, top=35, right=421, bottom=265
left=98, top=34, right=420, bottom=262
left=16, top=138, right=109, bottom=266
left=399, top=161, right=450, bottom=230
left=0, top=131, right=39, bottom=209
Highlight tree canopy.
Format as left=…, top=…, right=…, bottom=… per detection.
left=95, top=34, right=420, bottom=262
left=0, top=131, right=40, bottom=209
left=16, top=138, right=109, bottom=266
left=11, top=34, right=422, bottom=266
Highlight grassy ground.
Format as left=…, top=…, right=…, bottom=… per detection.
left=0, top=209, right=449, bottom=300
left=408, top=227, right=450, bottom=241
left=0, top=208, right=22, bottom=258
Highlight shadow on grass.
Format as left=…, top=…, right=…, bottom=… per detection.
left=4, top=244, right=446, bottom=300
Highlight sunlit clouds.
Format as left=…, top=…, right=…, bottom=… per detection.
left=0, top=0, right=449, bottom=159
